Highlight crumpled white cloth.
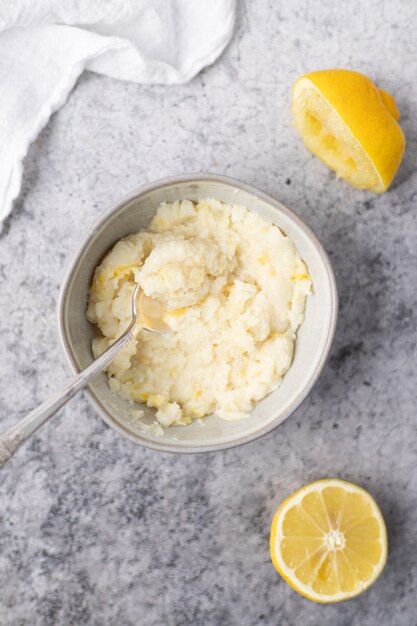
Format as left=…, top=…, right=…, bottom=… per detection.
left=0, top=0, right=236, bottom=229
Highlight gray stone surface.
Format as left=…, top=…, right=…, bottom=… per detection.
left=0, top=0, right=416, bottom=624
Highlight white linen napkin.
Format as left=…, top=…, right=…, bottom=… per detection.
left=0, top=0, right=236, bottom=229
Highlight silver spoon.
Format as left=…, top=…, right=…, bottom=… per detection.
left=0, top=284, right=170, bottom=467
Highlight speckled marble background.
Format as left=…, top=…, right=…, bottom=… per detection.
left=0, top=0, right=416, bottom=624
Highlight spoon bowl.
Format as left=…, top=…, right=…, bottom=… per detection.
left=137, top=289, right=171, bottom=334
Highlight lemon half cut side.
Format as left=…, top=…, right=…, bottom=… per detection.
left=270, top=479, right=388, bottom=603
left=292, top=69, right=405, bottom=192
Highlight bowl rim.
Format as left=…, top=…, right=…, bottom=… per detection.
left=57, top=173, right=338, bottom=454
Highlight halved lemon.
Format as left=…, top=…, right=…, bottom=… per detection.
left=270, top=479, right=387, bottom=603
left=292, top=69, right=405, bottom=192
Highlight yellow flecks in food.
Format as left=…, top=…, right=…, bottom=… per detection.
left=113, top=265, right=139, bottom=278
left=257, top=255, right=278, bottom=274
left=95, top=273, right=106, bottom=287
left=182, top=416, right=193, bottom=425
left=195, top=388, right=202, bottom=399
left=222, top=285, right=231, bottom=297
left=290, top=273, right=310, bottom=281
left=159, top=268, right=168, bottom=281
left=147, top=394, right=166, bottom=408
left=139, top=355, right=152, bottom=366
left=166, top=307, right=186, bottom=317
left=138, top=392, right=149, bottom=401
left=271, top=332, right=281, bottom=339
left=153, top=218, right=167, bottom=228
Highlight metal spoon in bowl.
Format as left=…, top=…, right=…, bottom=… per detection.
left=0, top=284, right=170, bottom=467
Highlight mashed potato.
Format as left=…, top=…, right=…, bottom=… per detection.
left=87, top=198, right=312, bottom=428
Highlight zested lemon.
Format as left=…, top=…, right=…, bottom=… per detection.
left=270, top=479, right=387, bottom=603
left=292, top=69, right=405, bottom=192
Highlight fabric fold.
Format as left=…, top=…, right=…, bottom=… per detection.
left=0, top=0, right=236, bottom=229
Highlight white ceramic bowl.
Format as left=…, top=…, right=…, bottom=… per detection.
left=57, top=174, right=337, bottom=453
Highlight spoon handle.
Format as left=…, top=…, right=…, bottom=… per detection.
left=0, top=321, right=136, bottom=467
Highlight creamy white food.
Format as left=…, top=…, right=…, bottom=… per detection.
left=87, top=198, right=312, bottom=428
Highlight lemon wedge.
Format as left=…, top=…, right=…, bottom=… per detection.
left=292, top=69, right=405, bottom=192
left=270, top=479, right=387, bottom=603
